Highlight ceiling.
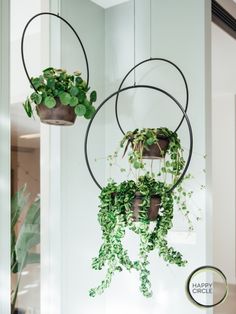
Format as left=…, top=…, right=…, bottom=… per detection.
left=90, top=0, right=129, bottom=9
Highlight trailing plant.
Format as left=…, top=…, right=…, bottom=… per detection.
left=90, top=175, right=187, bottom=298
left=23, top=67, right=97, bottom=119
left=11, top=186, right=40, bottom=312
left=120, top=127, right=185, bottom=178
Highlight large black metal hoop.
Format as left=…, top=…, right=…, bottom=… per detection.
left=85, top=85, right=193, bottom=193
left=115, top=58, right=189, bottom=135
left=21, top=12, right=90, bottom=93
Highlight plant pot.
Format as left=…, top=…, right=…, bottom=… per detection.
left=132, top=193, right=161, bottom=221
left=142, top=137, right=169, bottom=159
left=37, top=98, right=76, bottom=126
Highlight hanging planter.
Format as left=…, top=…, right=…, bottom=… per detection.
left=121, top=128, right=170, bottom=160
left=36, top=96, right=77, bottom=126
left=23, top=67, right=97, bottom=125
left=120, top=127, right=184, bottom=170
left=84, top=85, right=193, bottom=297
left=132, top=192, right=160, bottom=221
left=89, top=175, right=187, bottom=298
left=21, top=12, right=96, bottom=126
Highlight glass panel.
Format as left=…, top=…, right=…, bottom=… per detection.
left=10, top=0, right=49, bottom=312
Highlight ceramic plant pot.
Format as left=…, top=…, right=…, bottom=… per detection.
left=141, top=137, right=169, bottom=159
left=37, top=98, right=76, bottom=126
left=131, top=192, right=161, bottom=221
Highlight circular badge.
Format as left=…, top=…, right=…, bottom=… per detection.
left=186, top=266, right=228, bottom=308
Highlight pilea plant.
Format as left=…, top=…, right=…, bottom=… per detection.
left=23, top=67, right=97, bottom=120
left=90, top=175, right=187, bottom=298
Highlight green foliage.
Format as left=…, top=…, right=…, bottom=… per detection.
left=22, top=67, right=97, bottom=119
left=120, top=127, right=185, bottom=178
left=11, top=187, right=40, bottom=311
left=90, top=175, right=187, bottom=298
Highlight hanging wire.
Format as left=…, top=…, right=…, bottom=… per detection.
left=57, top=0, right=60, bottom=15
left=150, top=0, right=152, bottom=59
left=133, top=0, right=136, bottom=85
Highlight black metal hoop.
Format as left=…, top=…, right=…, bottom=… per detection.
left=21, top=12, right=90, bottom=93
left=115, top=58, right=189, bottom=135
left=84, top=85, right=193, bottom=193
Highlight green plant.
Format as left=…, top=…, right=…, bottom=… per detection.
left=120, top=128, right=185, bottom=177
left=11, top=186, right=40, bottom=311
left=90, top=175, right=187, bottom=298
left=23, top=67, right=97, bottom=119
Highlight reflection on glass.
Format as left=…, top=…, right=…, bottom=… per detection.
left=10, top=0, right=47, bottom=312
left=11, top=106, right=40, bottom=314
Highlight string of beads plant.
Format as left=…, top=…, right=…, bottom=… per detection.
left=90, top=127, right=191, bottom=297
left=90, top=175, right=187, bottom=297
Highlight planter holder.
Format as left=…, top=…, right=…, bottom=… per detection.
left=84, top=84, right=193, bottom=196
left=134, top=136, right=170, bottom=159
left=132, top=193, right=161, bottom=221
left=37, top=98, right=76, bottom=126
left=21, top=12, right=90, bottom=126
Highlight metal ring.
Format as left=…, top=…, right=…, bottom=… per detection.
left=115, top=58, right=189, bottom=135
left=21, top=12, right=90, bottom=93
left=84, top=85, right=193, bottom=193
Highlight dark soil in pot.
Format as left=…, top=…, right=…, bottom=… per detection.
left=131, top=192, right=161, bottom=221
left=142, top=137, right=169, bottom=159
left=37, top=98, right=76, bottom=126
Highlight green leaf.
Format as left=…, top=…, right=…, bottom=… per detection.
left=69, top=96, right=79, bottom=107
left=84, top=99, right=91, bottom=107
left=31, top=78, right=41, bottom=89
left=23, top=99, right=33, bottom=117
left=11, top=185, right=28, bottom=229
left=47, top=77, right=55, bottom=89
left=78, top=91, right=86, bottom=103
left=44, top=96, right=56, bottom=108
left=15, top=197, right=40, bottom=267
left=74, top=70, right=81, bottom=76
left=30, top=92, right=42, bottom=105
left=90, top=91, right=97, bottom=102
left=75, top=104, right=86, bottom=116
left=59, top=92, right=71, bottom=105
left=146, top=138, right=155, bottom=146
left=70, top=86, right=79, bottom=96
left=43, top=67, right=54, bottom=73
left=76, top=76, right=83, bottom=84
left=84, top=105, right=96, bottom=119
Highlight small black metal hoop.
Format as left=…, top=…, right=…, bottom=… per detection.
left=84, top=85, right=193, bottom=193
left=115, top=58, right=189, bottom=135
left=21, top=12, right=90, bottom=93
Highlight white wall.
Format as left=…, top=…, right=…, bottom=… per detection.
left=56, top=0, right=211, bottom=313
left=212, top=23, right=236, bottom=285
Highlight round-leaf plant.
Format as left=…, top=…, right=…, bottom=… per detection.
left=90, top=174, right=187, bottom=298
left=23, top=67, right=97, bottom=119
